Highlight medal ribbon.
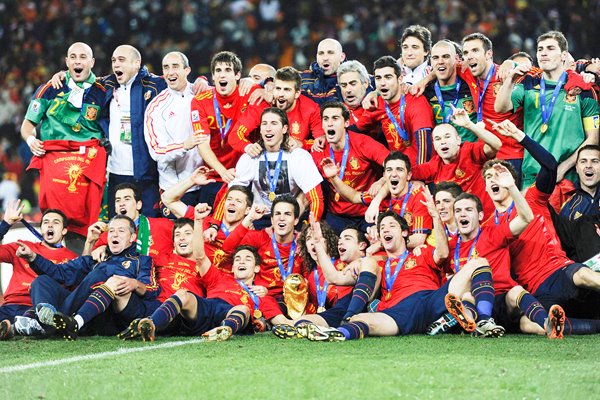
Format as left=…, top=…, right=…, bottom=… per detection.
left=271, top=234, right=297, bottom=281
left=494, top=201, right=515, bottom=225
left=434, top=80, right=462, bottom=123
left=477, top=65, right=495, bottom=122
left=453, top=228, right=482, bottom=273
left=212, top=89, right=232, bottom=141
left=540, top=72, right=567, bottom=127
left=328, top=132, right=350, bottom=179
left=220, top=222, right=230, bottom=238
left=21, top=220, right=62, bottom=248
left=236, top=279, right=260, bottom=311
left=384, top=250, right=410, bottom=292
left=264, top=150, right=284, bottom=196
left=313, top=268, right=329, bottom=310
left=389, top=182, right=413, bottom=217
left=384, top=95, right=408, bottom=141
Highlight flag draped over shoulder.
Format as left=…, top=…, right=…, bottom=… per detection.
left=28, top=139, right=107, bottom=236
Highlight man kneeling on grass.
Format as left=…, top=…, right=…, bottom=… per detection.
left=119, top=203, right=287, bottom=342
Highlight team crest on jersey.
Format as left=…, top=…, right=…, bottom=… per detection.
left=349, top=157, right=360, bottom=170
left=471, top=249, right=479, bottom=258
left=144, top=90, right=152, bottom=101
left=564, top=93, right=577, bottom=104
left=404, top=258, right=417, bottom=270
left=213, top=249, right=225, bottom=267
left=292, top=121, right=300, bottom=136
left=172, top=272, right=188, bottom=290
left=492, top=83, right=501, bottom=97
left=430, top=96, right=438, bottom=102
left=84, top=105, right=98, bottom=121
left=404, top=211, right=414, bottom=226
left=191, top=110, right=200, bottom=122
left=463, top=100, right=475, bottom=114
left=455, top=168, right=466, bottom=178
left=87, top=147, right=98, bottom=159
left=122, top=261, right=131, bottom=269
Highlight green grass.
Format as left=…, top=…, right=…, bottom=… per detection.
left=1, top=334, right=600, bottom=399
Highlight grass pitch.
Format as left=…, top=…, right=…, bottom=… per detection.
left=1, top=333, right=599, bottom=399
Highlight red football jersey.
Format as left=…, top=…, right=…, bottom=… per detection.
left=222, top=225, right=303, bottom=296
left=376, top=247, right=443, bottom=310
left=363, top=185, right=433, bottom=235
left=487, top=185, right=572, bottom=294
left=355, top=94, right=433, bottom=166
left=446, top=223, right=517, bottom=294
left=459, top=64, right=524, bottom=160
left=183, top=206, right=233, bottom=272
left=411, top=141, right=495, bottom=218
left=312, top=132, right=389, bottom=217
left=229, top=94, right=325, bottom=153
left=202, top=265, right=282, bottom=320
left=154, top=252, right=204, bottom=301
left=304, top=260, right=353, bottom=312
left=0, top=241, right=77, bottom=306
left=190, top=87, right=249, bottom=180
left=94, top=216, right=174, bottom=259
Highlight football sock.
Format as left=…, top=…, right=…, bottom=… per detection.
left=462, top=298, right=478, bottom=321
left=470, top=266, right=494, bottom=320
left=564, top=318, right=600, bottom=335
left=338, top=321, right=369, bottom=340
left=151, top=295, right=183, bottom=331
left=516, top=290, right=547, bottom=329
left=77, top=284, right=115, bottom=327
left=222, top=309, right=249, bottom=334
left=343, top=271, right=377, bottom=321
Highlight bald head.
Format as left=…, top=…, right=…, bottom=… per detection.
left=65, top=42, right=95, bottom=82
left=430, top=40, right=458, bottom=85
left=249, top=63, right=276, bottom=84
left=112, top=45, right=142, bottom=85
left=432, top=41, right=456, bottom=58
left=317, top=38, right=345, bottom=76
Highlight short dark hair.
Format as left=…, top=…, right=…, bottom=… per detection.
left=227, top=185, right=254, bottom=207
left=383, top=151, right=412, bottom=173
left=577, top=144, right=600, bottom=160
left=114, top=182, right=141, bottom=203
left=400, top=25, right=432, bottom=55
left=462, top=33, right=493, bottom=52
left=275, top=66, right=302, bottom=91
left=258, top=107, right=290, bottom=152
left=454, top=192, right=483, bottom=213
left=320, top=101, right=350, bottom=121
left=373, top=55, right=402, bottom=78
left=233, top=245, right=261, bottom=266
left=434, top=181, right=463, bottom=200
left=110, top=214, right=137, bottom=234
left=210, top=51, right=242, bottom=75
left=537, top=31, right=568, bottom=52
left=377, top=210, right=409, bottom=244
left=42, top=209, right=68, bottom=227
left=172, top=218, right=193, bottom=240
left=482, top=159, right=519, bottom=184
left=271, top=193, right=300, bottom=218
left=509, top=51, right=533, bottom=64
left=340, top=225, right=369, bottom=250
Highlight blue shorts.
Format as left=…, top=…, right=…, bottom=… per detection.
left=117, top=295, right=162, bottom=323
left=380, top=282, right=449, bottom=335
left=491, top=292, right=521, bottom=333
left=319, top=294, right=352, bottom=327
left=180, top=295, right=233, bottom=336
left=0, top=304, right=31, bottom=323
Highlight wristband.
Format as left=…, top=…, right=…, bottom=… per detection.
left=26, top=136, right=36, bottom=146
left=209, top=223, right=219, bottom=231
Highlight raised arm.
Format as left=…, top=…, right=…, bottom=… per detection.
left=192, top=203, right=213, bottom=277
left=491, top=164, right=534, bottom=235
left=320, top=157, right=363, bottom=204
left=450, top=107, right=501, bottom=158
left=494, top=64, right=530, bottom=113
left=421, top=187, right=448, bottom=264
left=161, top=166, right=216, bottom=218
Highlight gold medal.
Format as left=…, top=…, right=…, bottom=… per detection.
left=72, top=123, right=81, bottom=132
left=317, top=306, right=326, bottom=313
left=386, top=292, right=391, bottom=301
left=253, top=309, right=262, bottom=319
left=540, top=123, right=548, bottom=133
left=268, top=191, right=276, bottom=201
left=334, top=192, right=340, bottom=202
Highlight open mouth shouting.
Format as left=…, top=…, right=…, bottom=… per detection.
left=490, top=184, right=500, bottom=194
left=44, top=228, right=55, bottom=241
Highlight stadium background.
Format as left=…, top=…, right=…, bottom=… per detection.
left=0, top=0, right=598, bottom=215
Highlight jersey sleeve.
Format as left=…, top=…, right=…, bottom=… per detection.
left=229, top=154, right=255, bottom=187
left=581, top=92, right=600, bottom=130
left=510, top=84, right=526, bottom=113
left=144, top=95, right=186, bottom=163
left=136, top=256, right=160, bottom=300
left=467, top=141, right=489, bottom=164
left=228, top=103, right=264, bottom=153
left=355, top=134, right=390, bottom=165
left=410, top=162, right=436, bottom=182
left=291, top=149, right=323, bottom=193
left=24, top=84, right=54, bottom=124
left=410, top=190, right=433, bottom=234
